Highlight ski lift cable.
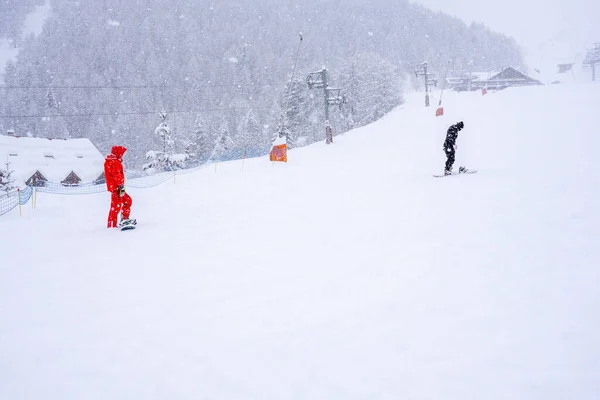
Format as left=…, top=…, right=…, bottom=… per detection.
left=0, top=106, right=274, bottom=119
left=0, top=82, right=288, bottom=90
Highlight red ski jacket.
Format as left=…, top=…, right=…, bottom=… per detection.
left=104, top=145, right=127, bottom=192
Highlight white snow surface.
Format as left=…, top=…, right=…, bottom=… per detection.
left=523, top=31, right=600, bottom=85
left=1, top=84, right=600, bottom=399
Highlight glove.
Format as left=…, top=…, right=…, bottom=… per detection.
left=117, top=185, right=125, bottom=197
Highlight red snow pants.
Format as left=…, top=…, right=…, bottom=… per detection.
left=107, top=191, right=132, bottom=228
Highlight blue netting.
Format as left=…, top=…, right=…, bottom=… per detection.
left=0, top=187, right=33, bottom=216
left=126, top=171, right=177, bottom=188
left=0, top=163, right=212, bottom=216
left=36, top=182, right=106, bottom=195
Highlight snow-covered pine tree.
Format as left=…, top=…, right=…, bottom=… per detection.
left=210, top=119, right=235, bottom=162
left=143, top=117, right=188, bottom=174
left=339, top=52, right=404, bottom=129
left=143, top=118, right=173, bottom=174
left=143, top=150, right=190, bottom=175
left=343, top=110, right=355, bottom=132
left=185, top=114, right=212, bottom=165
left=143, top=150, right=169, bottom=175
left=280, top=76, right=315, bottom=148
left=237, top=109, right=264, bottom=158
left=156, top=118, right=174, bottom=154
left=0, top=158, right=16, bottom=193
left=0, top=0, right=523, bottom=166
left=271, top=116, right=291, bottom=145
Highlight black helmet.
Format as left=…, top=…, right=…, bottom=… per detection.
left=457, top=121, right=464, bottom=130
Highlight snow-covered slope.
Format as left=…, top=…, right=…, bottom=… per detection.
left=524, top=31, right=596, bottom=84
left=1, top=84, right=600, bottom=399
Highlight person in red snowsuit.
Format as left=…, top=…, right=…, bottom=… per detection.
left=104, top=145, right=132, bottom=228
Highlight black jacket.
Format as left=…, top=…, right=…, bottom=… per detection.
left=444, top=123, right=462, bottom=151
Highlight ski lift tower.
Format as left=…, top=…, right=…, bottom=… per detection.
left=583, top=42, right=600, bottom=81
left=307, top=68, right=347, bottom=144
left=414, top=62, right=438, bottom=107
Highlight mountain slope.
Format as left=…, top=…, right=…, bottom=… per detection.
left=1, top=84, right=599, bottom=399
left=0, top=0, right=523, bottom=165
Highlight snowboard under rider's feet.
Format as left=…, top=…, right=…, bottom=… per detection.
left=118, top=218, right=137, bottom=228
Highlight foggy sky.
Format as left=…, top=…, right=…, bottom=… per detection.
left=411, top=0, right=600, bottom=48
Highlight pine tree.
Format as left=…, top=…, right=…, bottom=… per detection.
left=271, top=116, right=291, bottom=146
left=237, top=109, right=264, bottom=158
left=142, top=150, right=169, bottom=175
left=280, top=77, right=317, bottom=148
left=185, top=114, right=212, bottom=165
left=210, top=119, right=235, bottom=162
left=155, top=118, right=174, bottom=155
left=0, top=158, right=16, bottom=193
left=339, top=52, right=404, bottom=129
left=343, top=110, right=355, bottom=132
left=0, top=0, right=524, bottom=167
left=143, top=117, right=188, bottom=174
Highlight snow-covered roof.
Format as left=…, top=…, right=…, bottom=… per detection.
left=470, top=71, right=499, bottom=82
left=488, top=67, right=541, bottom=83
left=446, top=72, right=499, bottom=85
left=0, top=134, right=104, bottom=187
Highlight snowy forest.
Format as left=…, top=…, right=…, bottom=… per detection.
left=0, top=0, right=523, bottom=170
left=0, top=0, right=45, bottom=47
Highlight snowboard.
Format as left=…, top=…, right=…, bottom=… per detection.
left=119, top=219, right=137, bottom=231
left=433, top=169, right=477, bottom=178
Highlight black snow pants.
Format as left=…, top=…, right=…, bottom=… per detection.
left=444, top=147, right=455, bottom=172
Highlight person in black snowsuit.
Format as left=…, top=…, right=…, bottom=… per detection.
left=443, top=121, right=464, bottom=174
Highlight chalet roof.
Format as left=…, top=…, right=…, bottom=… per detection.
left=488, top=67, right=542, bottom=85
left=25, top=170, right=48, bottom=187
left=446, top=72, right=499, bottom=84
left=0, top=134, right=105, bottom=187
left=470, top=71, right=500, bottom=82
left=61, top=171, right=82, bottom=185
left=94, top=171, right=106, bottom=184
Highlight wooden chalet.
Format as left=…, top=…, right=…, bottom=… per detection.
left=0, top=133, right=105, bottom=188
left=25, top=170, right=48, bottom=187
left=448, top=67, right=542, bottom=91
left=61, top=171, right=82, bottom=186
left=486, top=67, right=542, bottom=89
left=94, top=171, right=106, bottom=185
